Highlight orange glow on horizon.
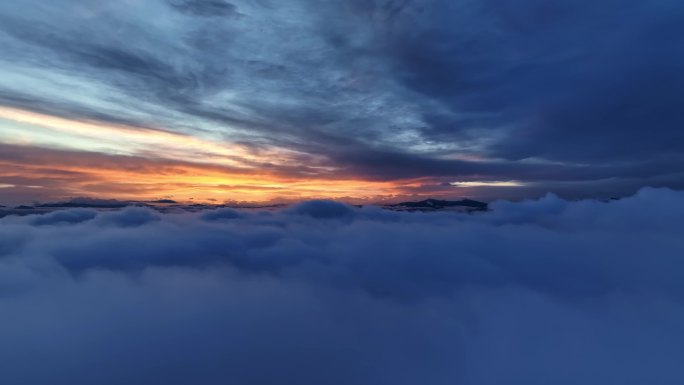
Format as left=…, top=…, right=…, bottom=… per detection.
left=0, top=152, right=430, bottom=204
left=0, top=107, right=485, bottom=204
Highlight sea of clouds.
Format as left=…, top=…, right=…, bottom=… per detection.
left=1, top=187, right=683, bottom=385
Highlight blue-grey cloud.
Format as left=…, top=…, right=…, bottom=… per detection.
left=1, top=188, right=684, bottom=384
left=167, top=0, right=241, bottom=18
left=285, top=199, right=356, bottom=220
left=30, top=208, right=98, bottom=226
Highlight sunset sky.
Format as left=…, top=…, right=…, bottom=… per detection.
left=2, top=3, right=684, bottom=384
left=1, top=0, right=683, bottom=204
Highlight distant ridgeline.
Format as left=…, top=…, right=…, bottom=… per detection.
left=35, top=202, right=129, bottom=209
left=0, top=198, right=488, bottom=218
left=385, top=199, right=488, bottom=212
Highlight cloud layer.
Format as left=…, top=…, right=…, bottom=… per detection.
left=1, top=187, right=683, bottom=384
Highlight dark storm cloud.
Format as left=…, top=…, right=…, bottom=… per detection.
left=381, top=0, right=684, bottom=161
left=326, top=147, right=684, bottom=184
left=1, top=188, right=684, bottom=384
left=0, top=0, right=683, bottom=196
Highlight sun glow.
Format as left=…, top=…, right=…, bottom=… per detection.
left=0, top=147, right=426, bottom=204
left=0, top=107, right=495, bottom=204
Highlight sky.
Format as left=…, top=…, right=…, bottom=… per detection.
left=1, top=0, right=683, bottom=204
left=1, top=187, right=684, bottom=384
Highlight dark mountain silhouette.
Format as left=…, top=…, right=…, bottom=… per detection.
left=149, top=199, right=178, bottom=204
left=387, top=198, right=488, bottom=212
left=36, top=202, right=129, bottom=209
left=0, top=197, right=489, bottom=220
